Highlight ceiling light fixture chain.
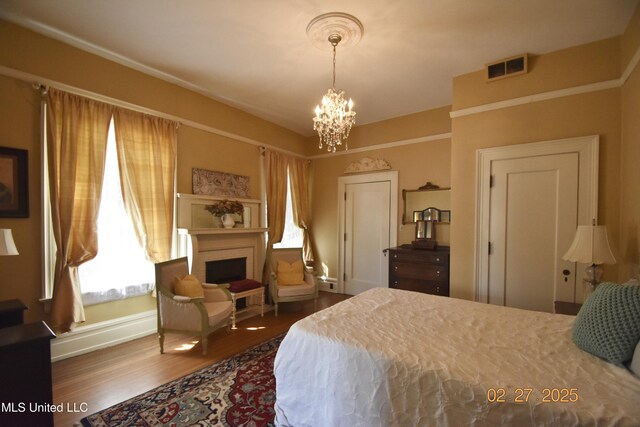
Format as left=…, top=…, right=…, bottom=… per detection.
left=313, top=33, right=356, bottom=153
left=330, top=33, right=341, bottom=89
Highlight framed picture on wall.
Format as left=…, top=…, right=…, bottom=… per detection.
left=0, top=146, right=29, bottom=218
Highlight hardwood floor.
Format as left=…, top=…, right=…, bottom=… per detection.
left=52, top=291, right=350, bottom=426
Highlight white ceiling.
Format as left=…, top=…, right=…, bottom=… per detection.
left=1, top=0, right=637, bottom=136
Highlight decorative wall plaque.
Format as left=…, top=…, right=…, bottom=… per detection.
left=192, top=168, right=250, bottom=198
left=344, top=157, right=391, bottom=174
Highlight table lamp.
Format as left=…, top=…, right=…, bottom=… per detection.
left=562, top=221, right=615, bottom=297
left=0, top=229, right=19, bottom=256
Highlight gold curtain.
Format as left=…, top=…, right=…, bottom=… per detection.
left=264, top=149, right=289, bottom=246
left=113, top=109, right=177, bottom=264
left=46, top=88, right=113, bottom=333
left=263, top=149, right=289, bottom=283
left=289, top=156, right=315, bottom=264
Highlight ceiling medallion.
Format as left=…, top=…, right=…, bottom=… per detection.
left=306, top=12, right=364, bottom=51
left=307, top=12, right=363, bottom=153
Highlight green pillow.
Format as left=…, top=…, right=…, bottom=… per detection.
left=572, top=282, right=640, bottom=364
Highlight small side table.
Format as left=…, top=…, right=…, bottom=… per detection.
left=554, top=301, right=583, bottom=316
left=230, top=287, right=265, bottom=329
left=0, top=321, right=55, bottom=426
left=0, top=299, right=28, bottom=328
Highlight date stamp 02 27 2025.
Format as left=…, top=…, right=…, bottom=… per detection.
left=487, top=388, right=579, bottom=404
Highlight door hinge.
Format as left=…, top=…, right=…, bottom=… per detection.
left=488, top=241, right=493, bottom=255
left=489, top=175, right=495, bottom=188
left=343, top=272, right=347, bottom=281
left=344, top=233, right=347, bottom=242
left=344, top=192, right=347, bottom=201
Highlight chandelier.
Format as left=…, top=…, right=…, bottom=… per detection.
left=313, top=34, right=356, bottom=152
left=307, top=12, right=363, bottom=153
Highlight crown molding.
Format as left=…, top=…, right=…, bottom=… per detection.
left=309, top=133, right=452, bottom=159
left=0, top=12, right=235, bottom=105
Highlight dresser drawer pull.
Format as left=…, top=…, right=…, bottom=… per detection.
left=393, top=254, right=398, bottom=259
left=436, top=257, right=440, bottom=262
left=393, top=280, right=398, bottom=288
left=436, top=286, right=441, bottom=293
left=436, top=270, right=440, bottom=276
left=394, top=266, right=399, bottom=272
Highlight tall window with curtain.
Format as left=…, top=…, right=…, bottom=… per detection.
left=273, top=172, right=303, bottom=249
left=43, top=88, right=177, bottom=332
left=76, top=121, right=155, bottom=305
left=265, top=149, right=315, bottom=264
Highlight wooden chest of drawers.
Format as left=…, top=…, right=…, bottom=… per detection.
left=387, top=245, right=450, bottom=296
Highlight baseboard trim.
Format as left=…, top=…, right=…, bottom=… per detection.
left=318, top=277, right=338, bottom=293
left=50, top=310, right=157, bottom=362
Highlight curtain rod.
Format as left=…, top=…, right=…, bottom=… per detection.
left=0, top=65, right=306, bottom=158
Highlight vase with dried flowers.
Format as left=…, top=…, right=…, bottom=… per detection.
left=205, top=200, right=244, bottom=228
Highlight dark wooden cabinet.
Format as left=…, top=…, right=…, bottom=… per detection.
left=0, top=299, right=27, bottom=328
left=387, top=245, right=450, bottom=296
left=0, top=321, right=55, bottom=427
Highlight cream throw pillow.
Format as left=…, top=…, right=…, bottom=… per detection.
left=277, top=259, right=305, bottom=286
left=173, top=274, right=204, bottom=298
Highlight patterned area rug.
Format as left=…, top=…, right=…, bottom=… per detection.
left=81, top=334, right=284, bottom=427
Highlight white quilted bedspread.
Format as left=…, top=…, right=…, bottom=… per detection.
left=274, top=288, right=640, bottom=427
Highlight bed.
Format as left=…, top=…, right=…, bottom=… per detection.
left=274, top=287, right=640, bottom=426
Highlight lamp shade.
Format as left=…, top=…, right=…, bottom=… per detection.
left=562, top=225, right=615, bottom=265
left=0, top=229, right=19, bottom=256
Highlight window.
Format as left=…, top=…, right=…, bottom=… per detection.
left=43, top=120, right=154, bottom=305
left=273, top=171, right=303, bottom=249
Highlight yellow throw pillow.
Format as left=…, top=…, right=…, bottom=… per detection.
left=277, top=259, right=304, bottom=286
left=173, top=274, right=204, bottom=298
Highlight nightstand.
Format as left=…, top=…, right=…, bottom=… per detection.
left=0, top=299, right=27, bottom=328
left=554, top=301, right=582, bottom=315
left=0, top=321, right=55, bottom=426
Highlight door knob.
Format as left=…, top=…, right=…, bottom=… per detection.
left=562, top=269, right=571, bottom=283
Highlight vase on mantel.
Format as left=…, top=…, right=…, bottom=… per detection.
left=221, top=214, right=235, bottom=229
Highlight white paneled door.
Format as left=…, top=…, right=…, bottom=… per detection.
left=489, top=154, right=578, bottom=312
left=339, top=171, right=397, bottom=296
left=476, top=135, right=599, bottom=312
left=344, top=181, right=390, bottom=295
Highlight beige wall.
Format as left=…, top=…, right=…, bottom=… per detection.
left=449, top=34, right=635, bottom=300
left=1, top=6, right=639, bottom=328
left=0, top=20, right=307, bottom=326
left=453, top=38, right=621, bottom=110
left=305, top=106, right=452, bottom=156
left=619, top=6, right=640, bottom=280
left=0, top=75, right=46, bottom=323
left=310, top=107, right=451, bottom=279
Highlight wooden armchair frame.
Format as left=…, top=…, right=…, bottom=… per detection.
left=268, top=248, right=318, bottom=316
left=155, top=257, right=232, bottom=355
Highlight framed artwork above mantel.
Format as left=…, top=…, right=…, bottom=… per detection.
left=0, top=146, right=29, bottom=218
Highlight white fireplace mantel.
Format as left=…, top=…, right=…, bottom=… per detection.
left=177, top=227, right=267, bottom=283
left=178, top=228, right=268, bottom=236
left=175, top=192, right=267, bottom=282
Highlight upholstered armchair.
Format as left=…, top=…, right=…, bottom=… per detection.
left=268, top=248, right=318, bottom=316
left=155, top=257, right=233, bottom=355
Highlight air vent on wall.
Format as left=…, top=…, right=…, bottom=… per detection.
left=486, top=54, right=528, bottom=81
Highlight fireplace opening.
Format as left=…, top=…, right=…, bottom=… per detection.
left=206, top=257, right=246, bottom=284
left=206, top=257, right=248, bottom=309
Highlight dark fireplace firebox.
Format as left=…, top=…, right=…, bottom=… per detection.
left=206, top=257, right=248, bottom=308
